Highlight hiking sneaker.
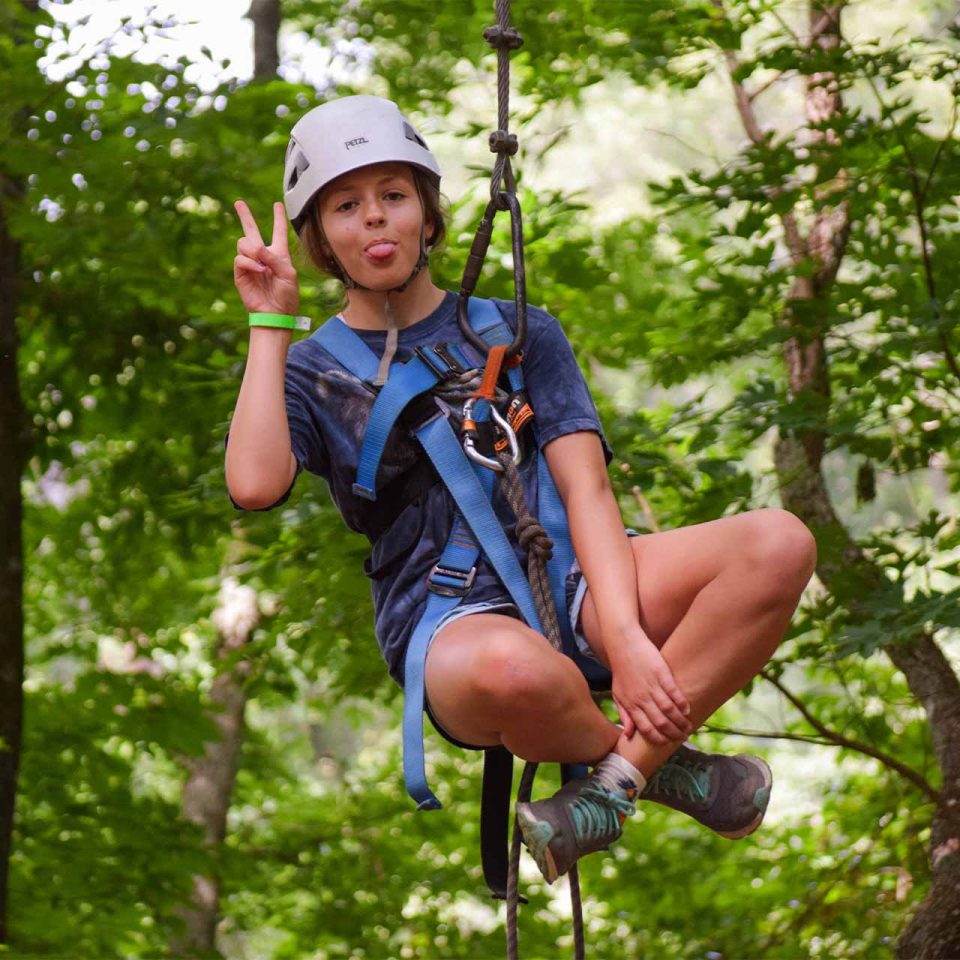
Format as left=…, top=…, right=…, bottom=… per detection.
left=641, top=742, right=772, bottom=839
left=515, top=777, right=637, bottom=884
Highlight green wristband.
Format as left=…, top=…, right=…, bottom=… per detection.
left=249, top=312, right=311, bottom=331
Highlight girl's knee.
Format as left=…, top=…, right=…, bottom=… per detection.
left=472, top=631, right=582, bottom=710
left=742, top=509, right=817, bottom=591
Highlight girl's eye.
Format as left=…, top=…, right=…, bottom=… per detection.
left=385, top=191, right=406, bottom=201
left=336, top=200, right=357, bottom=213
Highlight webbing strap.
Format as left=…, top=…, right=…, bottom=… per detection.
left=402, top=590, right=463, bottom=810
left=353, top=355, right=440, bottom=499
left=316, top=300, right=507, bottom=502
left=481, top=746, right=522, bottom=901
left=416, top=415, right=541, bottom=628
left=355, top=341, right=476, bottom=499
left=402, top=508, right=483, bottom=810
left=314, top=315, right=380, bottom=381
left=538, top=460, right=576, bottom=651
left=474, top=343, right=509, bottom=401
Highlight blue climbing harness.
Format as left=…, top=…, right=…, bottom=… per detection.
left=313, top=297, right=611, bottom=815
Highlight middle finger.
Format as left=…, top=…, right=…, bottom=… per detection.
left=654, top=692, right=691, bottom=734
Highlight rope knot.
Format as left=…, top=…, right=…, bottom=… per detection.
left=489, top=130, right=519, bottom=156
left=482, top=24, right=524, bottom=50
left=515, top=515, right=553, bottom=562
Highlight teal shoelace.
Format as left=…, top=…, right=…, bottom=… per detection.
left=570, top=783, right=636, bottom=843
left=644, top=758, right=710, bottom=803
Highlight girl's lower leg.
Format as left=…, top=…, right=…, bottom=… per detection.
left=612, top=563, right=806, bottom=777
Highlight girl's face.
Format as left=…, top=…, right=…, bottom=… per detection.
left=317, top=162, right=432, bottom=290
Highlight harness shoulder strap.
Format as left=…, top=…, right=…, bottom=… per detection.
left=312, top=314, right=380, bottom=381
left=315, top=300, right=502, bottom=501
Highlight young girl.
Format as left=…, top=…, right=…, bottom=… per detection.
left=225, top=95, right=817, bottom=884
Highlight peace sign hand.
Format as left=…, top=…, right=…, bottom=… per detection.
left=233, top=200, right=300, bottom=317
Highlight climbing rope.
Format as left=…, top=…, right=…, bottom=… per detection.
left=457, top=3, right=588, bottom=958
left=496, top=450, right=561, bottom=646
left=457, top=3, right=526, bottom=359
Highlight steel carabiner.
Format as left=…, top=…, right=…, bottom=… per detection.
left=461, top=397, right=520, bottom=471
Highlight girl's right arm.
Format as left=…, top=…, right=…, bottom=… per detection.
left=225, top=200, right=303, bottom=509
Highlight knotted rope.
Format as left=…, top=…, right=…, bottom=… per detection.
left=496, top=451, right=561, bottom=650
left=497, top=448, right=586, bottom=960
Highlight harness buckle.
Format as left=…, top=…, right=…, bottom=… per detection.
left=428, top=563, right=477, bottom=597
left=415, top=343, right=464, bottom=382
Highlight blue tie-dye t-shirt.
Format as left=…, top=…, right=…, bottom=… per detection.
left=229, top=290, right=611, bottom=685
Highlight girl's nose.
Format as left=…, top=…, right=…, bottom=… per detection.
left=364, top=199, right=386, bottom=226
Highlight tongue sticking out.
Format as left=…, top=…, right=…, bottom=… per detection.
left=366, top=243, right=396, bottom=260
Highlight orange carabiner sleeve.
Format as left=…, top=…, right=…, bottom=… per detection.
left=473, top=344, right=508, bottom=402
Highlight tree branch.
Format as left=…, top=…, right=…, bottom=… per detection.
left=709, top=1, right=808, bottom=266
left=760, top=668, right=942, bottom=807
left=748, top=69, right=791, bottom=102
left=808, top=4, right=847, bottom=47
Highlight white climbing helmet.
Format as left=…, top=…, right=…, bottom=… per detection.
left=283, top=95, right=442, bottom=234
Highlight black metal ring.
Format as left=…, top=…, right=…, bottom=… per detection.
left=457, top=191, right=526, bottom=360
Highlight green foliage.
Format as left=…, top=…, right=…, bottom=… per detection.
left=5, top=0, right=960, bottom=956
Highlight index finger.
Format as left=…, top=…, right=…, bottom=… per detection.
left=234, top=199, right=264, bottom=244
left=271, top=201, right=289, bottom=254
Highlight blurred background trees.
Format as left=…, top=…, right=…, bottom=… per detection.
left=2, top=0, right=959, bottom=956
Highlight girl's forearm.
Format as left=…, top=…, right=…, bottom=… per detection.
left=564, top=478, right=653, bottom=663
left=225, top=327, right=298, bottom=508
left=544, top=432, right=654, bottom=662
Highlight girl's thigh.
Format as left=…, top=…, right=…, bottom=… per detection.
left=424, top=611, right=564, bottom=749
left=578, top=508, right=816, bottom=663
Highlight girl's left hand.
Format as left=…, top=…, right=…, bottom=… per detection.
left=610, top=638, right=691, bottom=746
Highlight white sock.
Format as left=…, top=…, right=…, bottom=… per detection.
left=593, top=752, right=646, bottom=794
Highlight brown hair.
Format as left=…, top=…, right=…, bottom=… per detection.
left=296, top=166, right=448, bottom=282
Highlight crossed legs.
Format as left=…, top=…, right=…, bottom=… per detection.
left=424, top=508, right=817, bottom=771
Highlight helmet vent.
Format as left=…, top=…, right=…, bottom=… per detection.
left=402, top=121, right=427, bottom=149
left=287, top=151, right=310, bottom=191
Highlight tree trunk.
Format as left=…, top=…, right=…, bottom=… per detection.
left=769, top=5, right=960, bottom=957
left=247, top=0, right=281, bottom=79
left=715, top=0, right=960, bottom=952
left=172, top=578, right=259, bottom=956
left=0, top=173, right=26, bottom=951
left=776, top=438, right=960, bottom=960
left=172, top=9, right=281, bottom=951
left=0, top=0, right=40, bottom=941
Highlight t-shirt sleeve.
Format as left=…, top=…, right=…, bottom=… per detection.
left=517, top=303, right=613, bottom=463
left=224, top=344, right=329, bottom=511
